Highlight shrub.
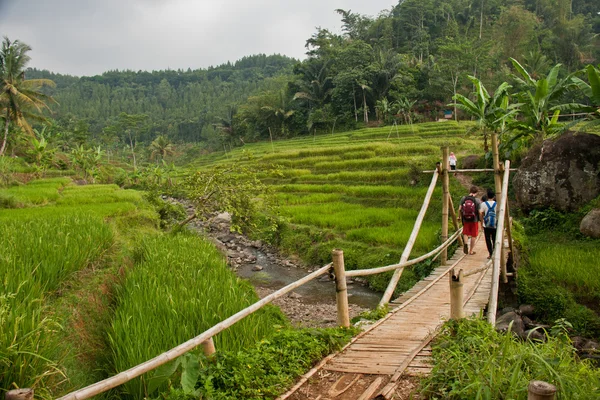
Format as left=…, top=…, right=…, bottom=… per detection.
left=421, top=318, right=600, bottom=399
left=151, top=327, right=356, bottom=400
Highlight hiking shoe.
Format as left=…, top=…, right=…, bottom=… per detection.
left=463, top=243, right=469, bottom=254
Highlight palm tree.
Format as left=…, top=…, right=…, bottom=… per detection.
left=261, top=90, right=295, bottom=136
left=149, top=135, right=175, bottom=162
left=0, top=37, right=55, bottom=156
left=451, top=75, right=518, bottom=152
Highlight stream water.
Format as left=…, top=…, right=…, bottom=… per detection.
left=235, top=247, right=381, bottom=309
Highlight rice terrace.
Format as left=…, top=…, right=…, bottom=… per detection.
left=2, top=0, right=600, bottom=399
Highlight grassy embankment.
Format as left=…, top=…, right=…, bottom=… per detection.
left=422, top=318, right=600, bottom=399
left=190, top=121, right=480, bottom=295
left=1, top=178, right=350, bottom=400
left=516, top=201, right=600, bottom=339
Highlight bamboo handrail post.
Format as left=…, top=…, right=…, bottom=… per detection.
left=504, top=197, right=515, bottom=273
left=441, top=147, right=450, bottom=265
left=491, top=133, right=506, bottom=270
left=380, top=169, right=439, bottom=306
left=487, top=160, right=511, bottom=325
left=527, top=380, right=557, bottom=400
left=448, top=195, right=464, bottom=247
left=450, top=269, right=464, bottom=319
left=201, top=337, right=216, bottom=357
left=5, top=389, right=33, bottom=400
left=332, top=249, right=350, bottom=328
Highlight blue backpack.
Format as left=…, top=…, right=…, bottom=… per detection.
left=483, top=201, right=497, bottom=228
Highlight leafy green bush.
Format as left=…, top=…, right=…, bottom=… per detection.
left=152, top=327, right=356, bottom=400
left=421, top=318, right=600, bottom=399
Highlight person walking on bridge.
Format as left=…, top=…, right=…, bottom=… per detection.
left=480, top=189, right=497, bottom=259
left=459, top=186, right=483, bottom=255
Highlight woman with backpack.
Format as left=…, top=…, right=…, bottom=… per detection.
left=459, top=186, right=483, bottom=255
left=480, top=189, right=497, bottom=259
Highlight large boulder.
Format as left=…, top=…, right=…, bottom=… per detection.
left=580, top=208, right=600, bottom=239
left=513, top=132, right=600, bottom=212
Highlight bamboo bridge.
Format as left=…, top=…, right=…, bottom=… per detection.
left=53, top=136, right=515, bottom=400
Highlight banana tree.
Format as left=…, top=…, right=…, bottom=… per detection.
left=509, top=58, right=584, bottom=141
left=451, top=75, right=518, bottom=152
left=573, top=64, right=600, bottom=126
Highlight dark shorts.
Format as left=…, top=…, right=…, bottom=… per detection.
left=463, top=221, right=479, bottom=237
left=450, top=165, right=456, bottom=170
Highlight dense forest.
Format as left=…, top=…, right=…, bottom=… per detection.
left=26, top=0, right=600, bottom=152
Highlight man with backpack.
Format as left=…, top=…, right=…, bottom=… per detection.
left=480, top=189, right=497, bottom=259
left=459, top=186, right=483, bottom=255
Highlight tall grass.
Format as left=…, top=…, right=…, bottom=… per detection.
left=528, top=240, right=600, bottom=295
left=0, top=178, right=70, bottom=206
left=108, top=233, right=285, bottom=398
left=0, top=215, right=113, bottom=396
left=422, top=318, right=600, bottom=399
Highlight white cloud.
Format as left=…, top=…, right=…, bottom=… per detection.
left=0, top=0, right=395, bottom=76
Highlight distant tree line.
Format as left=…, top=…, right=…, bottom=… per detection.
left=17, top=0, right=600, bottom=154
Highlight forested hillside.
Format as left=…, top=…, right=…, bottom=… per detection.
left=25, top=54, right=296, bottom=146
left=25, top=0, right=599, bottom=153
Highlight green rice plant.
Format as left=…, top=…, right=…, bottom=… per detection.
left=294, top=170, right=410, bottom=185
left=0, top=178, right=69, bottom=205
left=0, top=215, right=113, bottom=396
left=275, top=193, right=341, bottom=205
left=421, top=318, right=600, bottom=399
left=0, top=202, right=139, bottom=220
left=346, top=221, right=440, bottom=252
left=108, top=232, right=285, bottom=399
left=280, top=203, right=405, bottom=230
left=528, top=240, right=600, bottom=295
left=56, top=185, right=142, bottom=206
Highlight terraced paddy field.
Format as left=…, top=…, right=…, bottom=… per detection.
left=0, top=179, right=286, bottom=398
left=190, top=121, right=482, bottom=295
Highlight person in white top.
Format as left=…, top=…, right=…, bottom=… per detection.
left=449, top=152, right=457, bottom=172
left=480, top=189, right=497, bottom=259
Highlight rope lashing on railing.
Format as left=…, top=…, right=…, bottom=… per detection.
left=346, top=228, right=463, bottom=277
left=57, top=264, right=333, bottom=400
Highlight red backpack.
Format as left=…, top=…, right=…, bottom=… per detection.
left=461, top=197, right=477, bottom=222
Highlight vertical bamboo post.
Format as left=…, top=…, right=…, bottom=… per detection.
left=487, top=160, right=511, bottom=325
left=441, top=147, right=450, bottom=265
left=380, top=169, right=439, bottom=306
left=332, top=249, right=350, bottom=328
left=527, top=381, right=557, bottom=400
left=448, top=195, right=464, bottom=247
left=491, top=133, right=506, bottom=272
left=450, top=269, right=464, bottom=319
left=201, top=337, right=216, bottom=357
left=5, top=389, right=34, bottom=400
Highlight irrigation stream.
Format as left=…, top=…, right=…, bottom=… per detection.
left=236, top=247, right=381, bottom=309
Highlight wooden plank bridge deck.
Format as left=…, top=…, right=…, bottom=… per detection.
left=280, top=236, right=493, bottom=400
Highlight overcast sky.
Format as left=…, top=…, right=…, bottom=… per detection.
left=0, top=0, right=395, bottom=77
